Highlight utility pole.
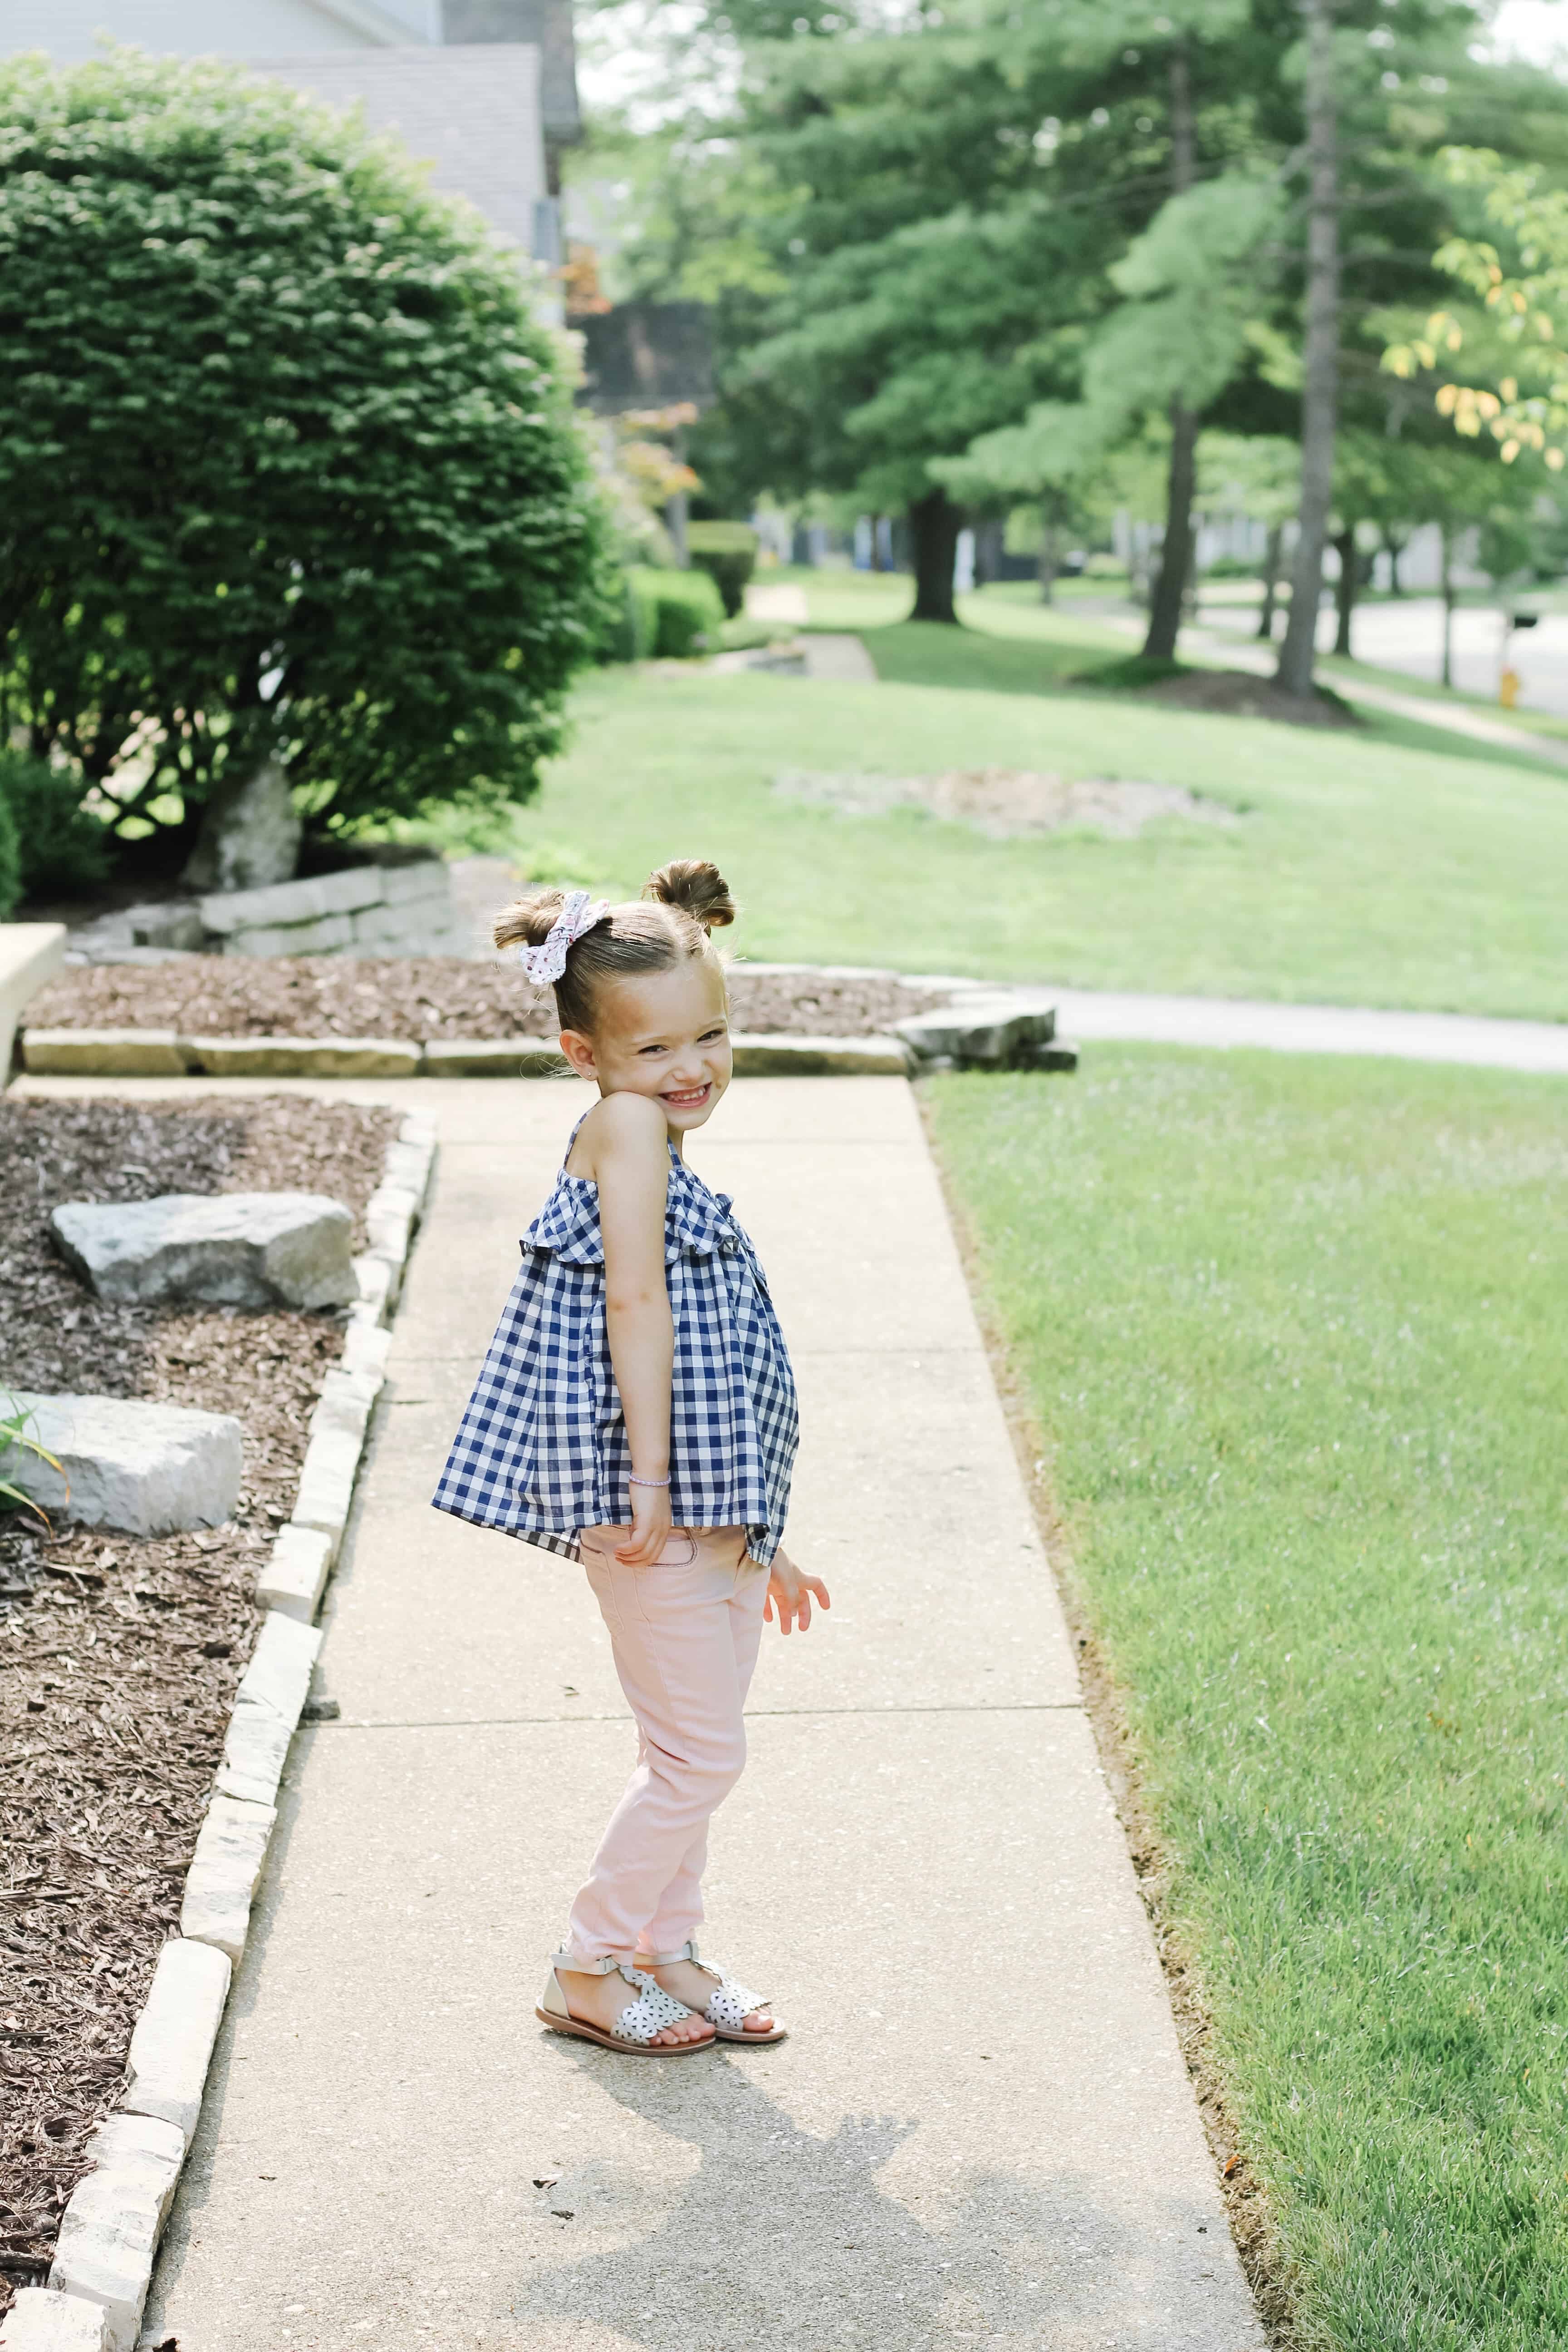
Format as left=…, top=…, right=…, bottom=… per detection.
left=1276, top=0, right=1339, bottom=698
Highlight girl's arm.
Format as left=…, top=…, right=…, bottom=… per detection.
left=590, top=1094, right=675, bottom=1565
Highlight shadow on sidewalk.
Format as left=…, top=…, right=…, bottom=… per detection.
left=504, top=2038, right=1220, bottom=2348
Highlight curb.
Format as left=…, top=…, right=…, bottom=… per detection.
left=9, top=1115, right=437, bottom=2352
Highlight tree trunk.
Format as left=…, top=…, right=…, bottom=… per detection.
left=1144, top=403, right=1198, bottom=662
left=1039, top=500, right=1061, bottom=604
left=1383, top=529, right=1404, bottom=595
left=1440, top=521, right=1455, bottom=688
left=1142, top=44, right=1198, bottom=666
left=1332, top=524, right=1357, bottom=657
left=1258, top=523, right=1283, bottom=637
left=870, top=513, right=886, bottom=573
left=1276, top=0, right=1339, bottom=700
left=908, top=488, right=961, bottom=622
left=974, top=517, right=1004, bottom=585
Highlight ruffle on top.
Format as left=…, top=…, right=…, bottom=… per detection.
left=524, top=1152, right=740, bottom=1268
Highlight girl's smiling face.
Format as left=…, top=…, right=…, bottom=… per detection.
left=559, top=954, right=732, bottom=1136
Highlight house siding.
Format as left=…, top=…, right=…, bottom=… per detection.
left=247, top=46, right=546, bottom=250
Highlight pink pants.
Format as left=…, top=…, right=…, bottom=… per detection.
left=562, top=1525, right=768, bottom=1969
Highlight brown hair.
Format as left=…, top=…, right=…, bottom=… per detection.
left=494, top=858, right=736, bottom=1034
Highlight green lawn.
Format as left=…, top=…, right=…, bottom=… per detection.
left=491, top=649, right=1568, bottom=1017
left=926, top=1047, right=1568, bottom=2350
left=796, top=565, right=1568, bottom=749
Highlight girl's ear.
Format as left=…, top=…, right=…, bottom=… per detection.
left=558, top=1028, right=598, bottom=1083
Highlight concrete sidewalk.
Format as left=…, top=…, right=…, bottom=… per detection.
left=121, top=1075, right=1261, bottom=2352
left=1050, top=989, right=1568, bottom=1074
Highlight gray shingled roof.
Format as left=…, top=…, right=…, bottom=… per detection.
left=246, top=45, right=546, bottom=251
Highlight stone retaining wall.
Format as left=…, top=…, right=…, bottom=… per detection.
left=65, top=860, right=469, bottom=967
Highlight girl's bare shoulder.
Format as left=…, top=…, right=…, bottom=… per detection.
left=569, top=1091, right=668, bottom=1179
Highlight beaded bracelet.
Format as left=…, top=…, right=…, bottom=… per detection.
left=628, top=1473, right=671, bottom=1489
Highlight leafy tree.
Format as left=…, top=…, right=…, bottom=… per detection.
left=627, top=0, right=1270, bottom=619
left=0, top=750, right=112, bottom=899
left=1387, top=145, right=1568, bottom=470
left=0, top=47, right=608, bottom=877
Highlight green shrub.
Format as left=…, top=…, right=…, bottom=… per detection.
left=598, top=571, right=645, bottom=663
left=0, top=751, right=111, bottom=897
left=657, top=568, right=724, bottom=655
left=685, top=521, right=759, bottom=618
left=0, top=49, right=608, bottom=862
left=623, top=567, right=725, bottom=659
left=0, top=779, right=18, bottom=918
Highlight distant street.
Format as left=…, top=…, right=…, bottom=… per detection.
left=1199, top=593, right=1568, bottom=718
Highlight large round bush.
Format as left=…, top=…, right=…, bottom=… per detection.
left=0, top=48, right=608, bottom=869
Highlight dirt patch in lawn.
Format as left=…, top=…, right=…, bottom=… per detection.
left=1139, top=669, right=1360, bottom=728
left=0, top=1095, right=399, bottom=2311
left=26, top=960, right=950, bottom=1043
left=771, top=767, right=1242, bottom=838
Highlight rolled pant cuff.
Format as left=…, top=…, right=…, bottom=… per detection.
left=552, top=1945, right=637, bottom=1975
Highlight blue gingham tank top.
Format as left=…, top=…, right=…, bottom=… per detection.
left=431, top=1123, right=799, bottom=1565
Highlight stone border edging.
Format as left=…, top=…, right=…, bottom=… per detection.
left=19, top=988, right=1076, bottom=1082
left=3, top=1116, right=437, bottom=2352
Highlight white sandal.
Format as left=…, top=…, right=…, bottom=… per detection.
left=537, top=1954, right=715, bottom=2055
left=642, top=1937, right=788, bottom=2045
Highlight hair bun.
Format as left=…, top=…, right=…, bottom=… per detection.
left=643, top=859, right=736, bottom=933
left=493, top=886, right=569, bottom=954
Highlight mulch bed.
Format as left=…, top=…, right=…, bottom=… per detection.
left=1140, top=669, right=1360, bottom=727
left=26, top=958, right=950, bottom=1043
left=0, top=1096, right=399, bottom=2313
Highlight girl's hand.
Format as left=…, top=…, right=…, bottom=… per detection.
left=616, top=1479, right=672, bottom=1566
left=764, top=1548, right=831, bottom=1636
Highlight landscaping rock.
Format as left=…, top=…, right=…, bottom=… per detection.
left=729, top=1032, right=911, bottom=1077
left=130, top=906, right=206, bottom=953
left=2, top=1395, right=243, bottom=1536
left=50, top=1192, right=357, bottom=1311
left=47, top=2112, right=185, bottom=2352
left=181, top=758, right=303, bottom=896
left=894, top=993, right=1058, bottom=1068
left=118, top=1940, right=230, bottom=2142
left=216, top=1611, right=323, bottom=1804
left=0, top=2289, right=110, bottom=2351
left=181, top=1035, right=421, bottom=1078
left=256, top=1522, right=334, bottom=1623
left=196, top=867, right=386, bottom=939
left=21, top=1029, right=187, bottom=1077
left=218, top=912, right=357, bottom=959
left=180, top=1793, right=278, bottom=1963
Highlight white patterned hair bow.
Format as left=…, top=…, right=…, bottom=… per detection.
left=517, top=890, right=611, bottom=986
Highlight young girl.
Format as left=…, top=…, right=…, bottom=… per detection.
left=432, top=860, right=828, bottom=2054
